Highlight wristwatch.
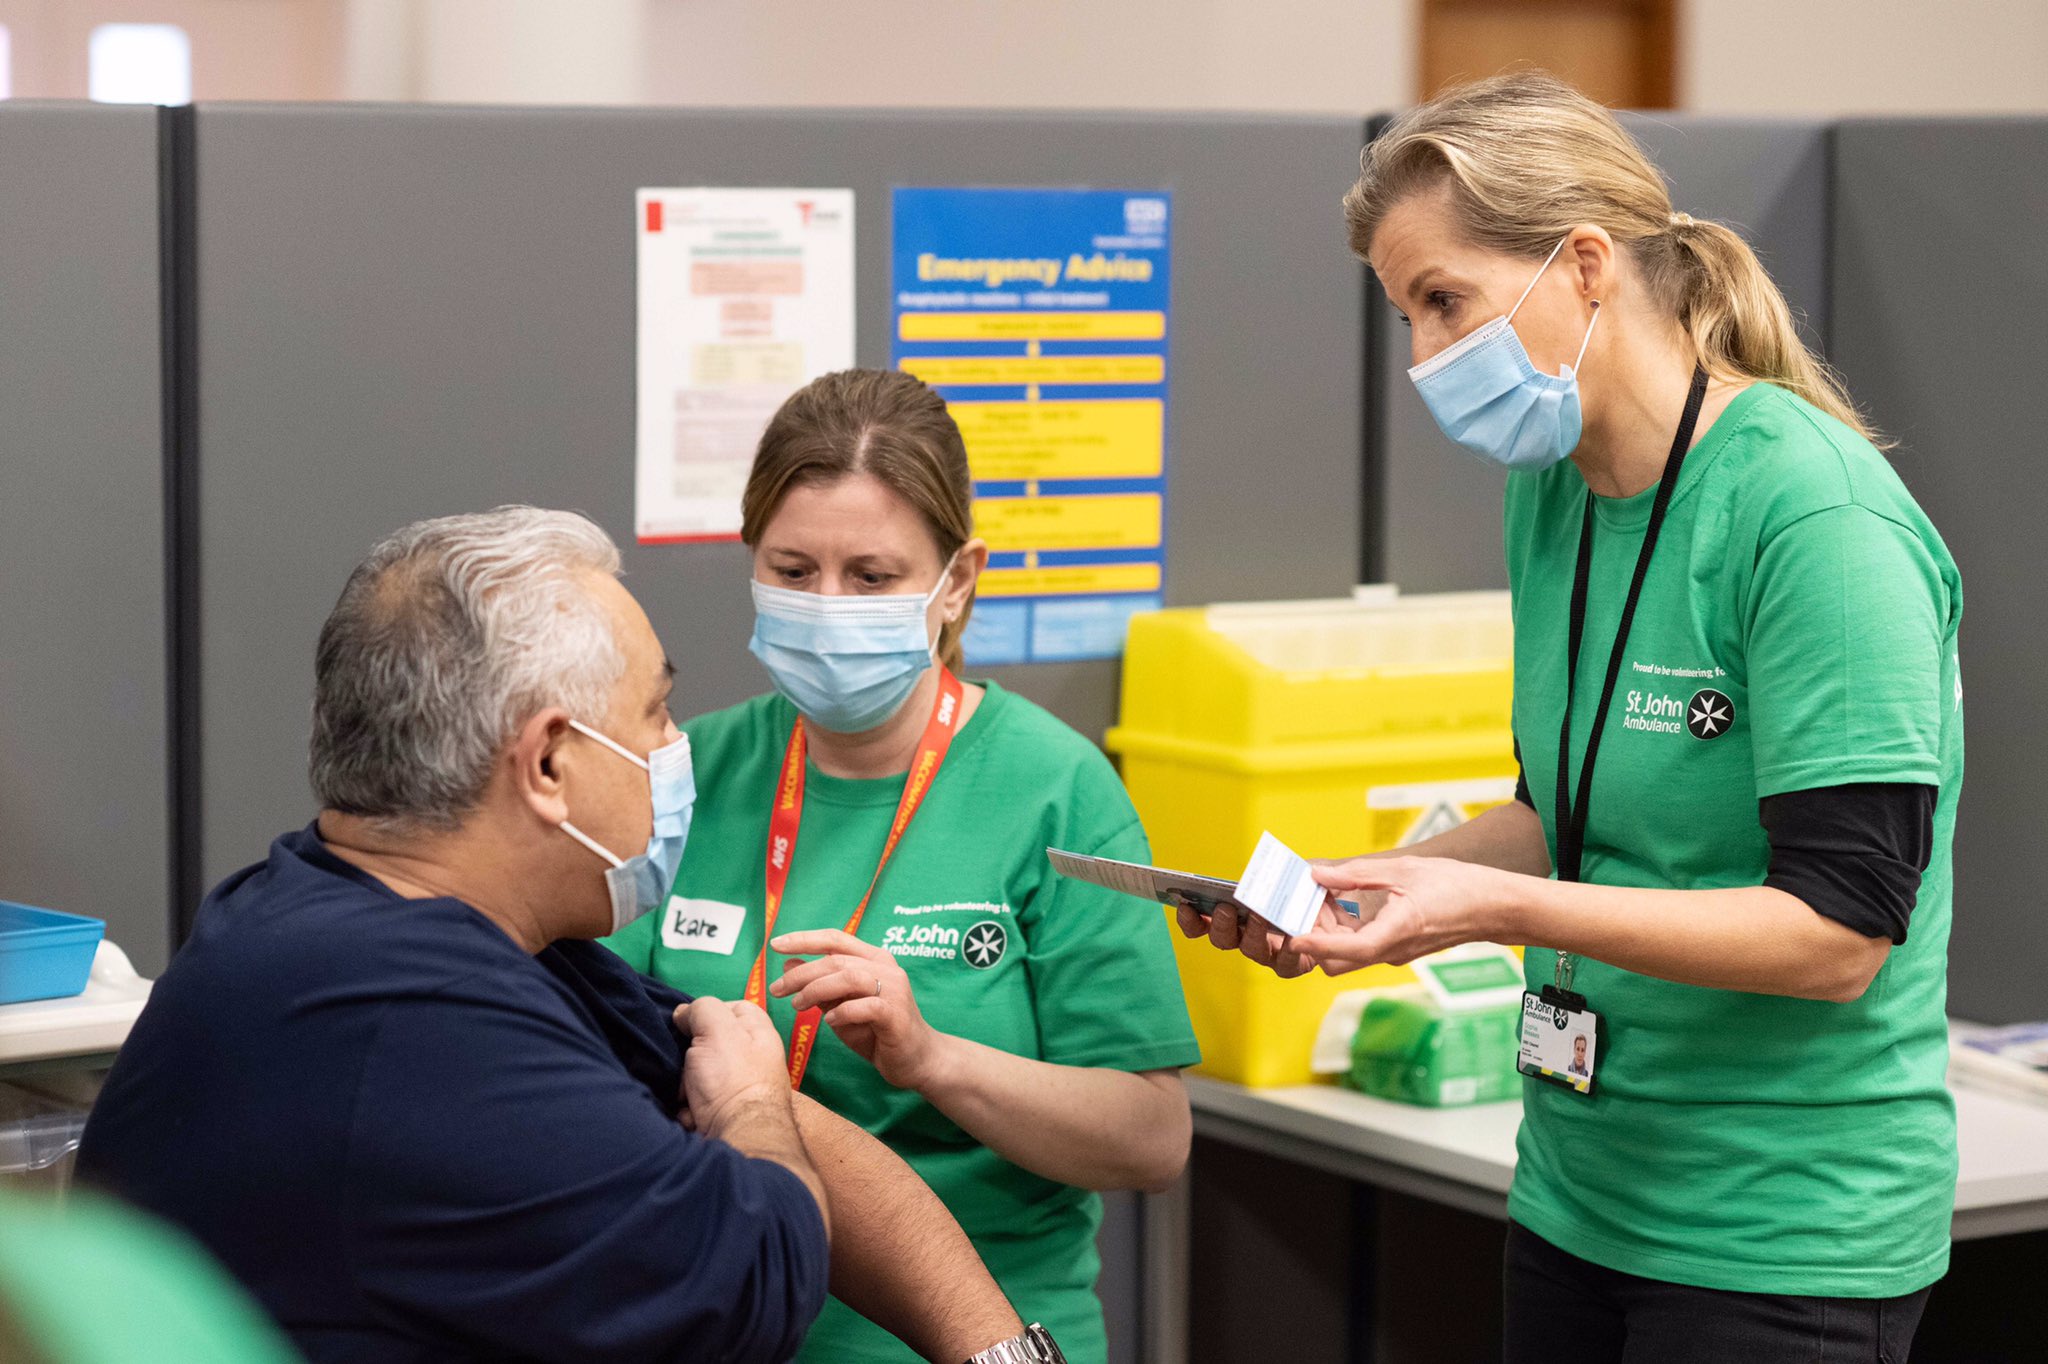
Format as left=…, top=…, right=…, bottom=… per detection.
left=965, top=1323, right=1066, bottom=1364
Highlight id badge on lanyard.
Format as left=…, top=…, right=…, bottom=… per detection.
left=1518, top=961, right=1602, bottom=1096
left=1518, top=365, right=1708, bottom=1099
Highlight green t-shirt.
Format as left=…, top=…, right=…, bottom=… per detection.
left=605, top=682, right=1199, bottom=1363
left=1502, top=382, right=1963, bottom=1298
left=0, top=1191, right=302, bottom=1364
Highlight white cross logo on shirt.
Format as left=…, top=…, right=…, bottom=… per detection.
left=962, top=921, right=1007, bottom=970
left=1687, top=689, right=1735, bottom=740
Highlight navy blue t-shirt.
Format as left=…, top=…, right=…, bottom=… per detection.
left=78, top=826, right=828, bottom=1364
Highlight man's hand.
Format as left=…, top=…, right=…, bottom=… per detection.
left=674, top=997, right=830, bottom=1239
left=675, top=996, right=792, bottom=1138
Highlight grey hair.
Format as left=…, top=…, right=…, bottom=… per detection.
left=310, top=506, right=625, bottom=833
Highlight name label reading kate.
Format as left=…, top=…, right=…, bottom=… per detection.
left=661, top=897, right=746, bottom=955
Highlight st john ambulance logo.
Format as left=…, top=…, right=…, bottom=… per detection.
left=962, top=921, right=1008, bottom=970
left=1687, top=689, right=1735, bottom=740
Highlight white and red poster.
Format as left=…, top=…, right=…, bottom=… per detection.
left=634, top=187, right=855, bottom=543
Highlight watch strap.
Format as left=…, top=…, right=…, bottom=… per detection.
left=965, top=1323, right=1065, bottom=1364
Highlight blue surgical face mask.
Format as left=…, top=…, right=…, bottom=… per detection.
left=748, top=556, right=956, bottom=735
left=1407, top=236, right=1601, bottom=472
left=558, top=722, right=695, bottom=934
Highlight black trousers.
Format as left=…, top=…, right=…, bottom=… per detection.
left=1504, top=1222, right=1931, bottom=1364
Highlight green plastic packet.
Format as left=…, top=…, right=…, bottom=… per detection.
left=1344, top=987, right=1521, bottom=1106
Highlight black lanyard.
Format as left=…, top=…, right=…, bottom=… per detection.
left=1552, top=365, right=1709, bottom=886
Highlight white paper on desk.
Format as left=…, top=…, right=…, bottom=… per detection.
left=1233, top=832, right=1327, bottom=937
left=1046, top=849, right=1243, bottom=913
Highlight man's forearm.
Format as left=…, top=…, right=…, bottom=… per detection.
left=792, top=1094, right=1023, bottom=1362
left=707, top=1091, right=831, bottom=1241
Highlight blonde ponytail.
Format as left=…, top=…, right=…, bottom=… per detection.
left=1346, top=72, right=1881, bottom=444
left=1649, top=214, right=1877, bottom=442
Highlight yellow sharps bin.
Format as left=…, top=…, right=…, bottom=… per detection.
left=1105, top=590, right=1519, bottom=1087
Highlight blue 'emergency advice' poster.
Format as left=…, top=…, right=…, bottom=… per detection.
left=891, top=187, right=1172, bottom=666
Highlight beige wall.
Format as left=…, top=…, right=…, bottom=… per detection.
left=415, top=0, right=644, bottom=105
left=0, top=0, right=345, bottom=100
left=8, top=0, right=2042, bottom=115
left=634, top=0, right=1412, bottom=114
left=1680, top=0, right=2048, bottom=115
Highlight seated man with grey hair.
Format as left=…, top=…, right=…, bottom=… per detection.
left=79, top=508, right=1040, bottom=1364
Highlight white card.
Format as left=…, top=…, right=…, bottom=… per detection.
left=1232, top=832, right=1326, bottom=938
left=659, top=897, right=746, bottom=954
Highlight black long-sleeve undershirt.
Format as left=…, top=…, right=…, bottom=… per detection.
left=1510, top=742, right=1933, bottom=944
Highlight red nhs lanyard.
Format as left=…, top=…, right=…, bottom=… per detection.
left=744, top=668, right=965, bottom=1088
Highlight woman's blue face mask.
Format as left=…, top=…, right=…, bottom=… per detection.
left=1406, top=236, right=1601, bottom=472
left=747, top=555, right=956, bottom=735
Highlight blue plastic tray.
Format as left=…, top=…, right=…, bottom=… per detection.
left=0, top=903, right=105, bottom=1006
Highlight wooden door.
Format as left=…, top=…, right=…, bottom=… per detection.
left=1420, top=0, right=1678, bottom=108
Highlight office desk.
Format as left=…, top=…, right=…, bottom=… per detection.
left=1185, top=1074, right=2048, bottom=1240
left=1146, top=1062, right=2048, bottom=1362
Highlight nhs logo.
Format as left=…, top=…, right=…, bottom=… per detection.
left=1124, top=197, right=1168, bottom=234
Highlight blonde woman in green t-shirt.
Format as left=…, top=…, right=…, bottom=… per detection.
left=606, top=368, right=1200, bottom=1364
left=1183, top=74, right=1959, bottom=1364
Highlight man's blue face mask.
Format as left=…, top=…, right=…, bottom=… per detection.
left=746, top=554, right=955, bottom=735
left=557, top=722, right=695, bottom=934
left=1407, top=236, right=1601, bottom=473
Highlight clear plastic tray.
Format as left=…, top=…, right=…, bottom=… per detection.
left=0, top=1078, right=96, bottom=1196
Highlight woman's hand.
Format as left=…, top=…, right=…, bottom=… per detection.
left=1286, top=856, right=1513, bottom=971
left=769, top=929, right=944, bottom=1091
left=1171, top=893, right=1372, bottom=978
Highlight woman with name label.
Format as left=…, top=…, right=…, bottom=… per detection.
left=605, top=368, right=1199, bottom=1364
left=1180, top=74, right=1961, bottom=1363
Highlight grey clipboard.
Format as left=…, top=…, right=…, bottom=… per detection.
left=1045, top=847, right=1246, bottom=915
left=1047, top=846, right=1360, bottom=923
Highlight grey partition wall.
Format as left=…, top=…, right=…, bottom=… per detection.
left=1374, top=115, right=1832, bottom=590
left=0, top=105, right=175, bottom=975
left=189, top=102, right=1366, bottom=1364
left=190, top=103, right=1367, bottom=892
left=1831, top=120, right=2048, bottom=1024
